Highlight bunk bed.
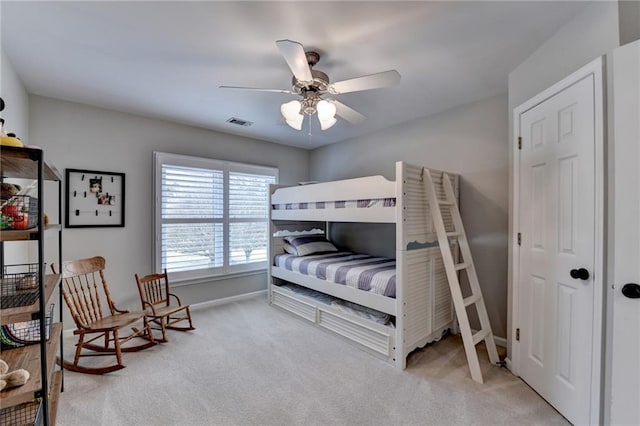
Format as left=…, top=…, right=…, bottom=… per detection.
left=268, top=161, right=459, bottom=369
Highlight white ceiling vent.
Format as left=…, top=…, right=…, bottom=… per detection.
left=226, top=117, right=254, bottom=127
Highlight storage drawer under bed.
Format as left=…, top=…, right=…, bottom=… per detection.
left=270, top=286, right=393, bottom=359
left=271, top=288, right=316, bottom=322
left=317, top=307, right=391, bottom=356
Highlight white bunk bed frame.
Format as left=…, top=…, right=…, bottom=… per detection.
left=268, top=161, right=459, bottom=369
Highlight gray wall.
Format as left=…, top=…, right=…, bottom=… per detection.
left=619, top=0, right=640, bottom=46
left=506, top=1, right=620, bottom=358
left=310, top=93, right=509, bottom=339
left=1, top=48, right=30, bottom=263
left=28, top=95, right=309, bottom=325
left=1, top=49, right=28, bottom=142
left=508, top=2, right=619, bottom=111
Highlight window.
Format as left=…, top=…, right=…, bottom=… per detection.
left=154, top=152, right=278, bottom=282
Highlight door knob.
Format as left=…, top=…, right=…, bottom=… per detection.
left=622, top=283, right=640, bottom=299
left=570, top=268, right=590, bottom=280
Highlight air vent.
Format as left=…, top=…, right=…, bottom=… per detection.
left=226, top=117, right=254, bottom=127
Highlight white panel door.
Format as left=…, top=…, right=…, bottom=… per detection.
left=609, top=40, right=640, bottom=426
left=518, top=74, right=597, bottom=425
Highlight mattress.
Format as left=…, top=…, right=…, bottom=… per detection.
left=274, top=251, right=396, bottom=298
left=272, top=198, right=396, bottom=211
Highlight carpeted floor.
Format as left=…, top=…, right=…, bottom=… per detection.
left=56, top=294, right=568, bottom=425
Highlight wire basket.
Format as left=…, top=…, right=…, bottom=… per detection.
left=0, top=263, right=41, bottom=309
left=0, top=398, right=40, bottom=426
left=0, top=304, right=54, bottom=350
left=0, top=195, right=38, bottom=230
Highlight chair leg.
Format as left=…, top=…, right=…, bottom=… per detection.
left=145, top=316, right=168, bottom=343
left=125, top=318, right=157, bottom=349
left=113, top=328, right=124, bottom=367
left=160, top=317, right=168, bottom=343
left=187, top=307, right=195, bottom=330
left=60, top=331, right=127, bottom=375
left=74, top=333, right=85, bottom=366
left=144, top=316, right=158, bottom=344
left=165, top=307, right=196, bottom=331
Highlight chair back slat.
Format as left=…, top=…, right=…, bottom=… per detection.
left=59, top=256, right=112, bottom=329
left=136, top=271, right=170, bottom=309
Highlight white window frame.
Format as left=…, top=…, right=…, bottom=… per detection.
left=153, top=152, right=278, bottom=284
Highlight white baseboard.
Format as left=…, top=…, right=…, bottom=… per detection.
left=190, top=289, right=267, bottom=311
left=63, top=290, right=268, bottom=337
left=468, top=329, right=507, bottom=348
left=505, top=357, right=514, bottom=372
left=493, top=335, right=507, bottom=348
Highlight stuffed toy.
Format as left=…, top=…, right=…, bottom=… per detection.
left=0, top=359, right=30, bottom=391
left=1, top=183, right=21, bottom=201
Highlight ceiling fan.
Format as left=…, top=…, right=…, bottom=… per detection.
left=219, top=40, right=401, bottom=131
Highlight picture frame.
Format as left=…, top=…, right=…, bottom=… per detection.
left=65, top=168, right=125, bottom=228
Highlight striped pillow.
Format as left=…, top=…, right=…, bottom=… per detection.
left=283, top=242, right=298, bottom=255
left=283, top=235, right=338, bottom=257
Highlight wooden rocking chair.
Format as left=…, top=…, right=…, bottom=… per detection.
left=135, top=270, right=195, bottom=342
left=54, top=256, right=156, bottom=374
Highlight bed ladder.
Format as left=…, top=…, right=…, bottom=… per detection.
left=422, top=168, right=499, bottom=384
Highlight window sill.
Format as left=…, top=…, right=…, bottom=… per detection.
left=171, top=269, right=267, bottom=287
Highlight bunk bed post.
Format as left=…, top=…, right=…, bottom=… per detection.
left=268, top=184, right=275, bottom=306
left=394, top=161, right=407, bottom=369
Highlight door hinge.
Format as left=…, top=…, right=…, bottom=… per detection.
left=517, top=233, right=521, bottom=246
left=518, top=136, right=522, bottom=150
left=516, top=328, right=520, bottom=341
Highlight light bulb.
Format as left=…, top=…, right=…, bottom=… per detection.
left=319, top=116, right=336, bottom=130
left=317, top=100, right=337, bottom=130
left=281, top=100, right=303, bottom=130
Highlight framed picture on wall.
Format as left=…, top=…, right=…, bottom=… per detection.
left=65, top=168, right=125, bottom=228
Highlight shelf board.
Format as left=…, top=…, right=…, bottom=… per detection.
left=1, top=274, right=61, bottom=325
left=0, top=224, right=62, bottom=242
left=0, top=146, right=62, bottom=181
left=0, top=322, right=62, bottom=408
left=48, top=370, right=63, bottom=426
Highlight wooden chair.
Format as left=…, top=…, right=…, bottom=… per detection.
left=54, top=256, right=156, bottom=374
left=135, top=269, right=195, bottom=342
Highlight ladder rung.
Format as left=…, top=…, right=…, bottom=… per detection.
left=463, top=293, right=482, bottom=307
left=439, top=199, right=455, bottom=206
left=454, top=262, right=470, bottom=271
left=446, top=231, right=462, bottom=237
left=472, top=328, right=491, bottom=345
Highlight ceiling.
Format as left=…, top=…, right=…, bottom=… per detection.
left=1, top=1, right=587, bottom=149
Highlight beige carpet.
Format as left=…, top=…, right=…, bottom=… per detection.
left=56, top=294, right=568, bottom=425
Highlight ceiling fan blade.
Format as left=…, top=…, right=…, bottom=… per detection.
left=329, top=99, right=367, bottom=124
left=219, top=85, right=294, bottom=94
left=276, top=39, right=313, bottom=83
left=329, top=70, right=401, bottom=94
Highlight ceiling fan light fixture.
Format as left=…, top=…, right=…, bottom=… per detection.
left=281, top=100, right=304, bottom=130
left=222, top=39, right=401, bottom=133
left=319, top=116, right=337, bottom=131
left=317, top=99, right=337, bottom=130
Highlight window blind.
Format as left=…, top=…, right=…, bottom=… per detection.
left=154, top=152, right=278, bottom=282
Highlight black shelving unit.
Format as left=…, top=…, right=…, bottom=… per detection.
left=0, top=146, right=63, bottom=425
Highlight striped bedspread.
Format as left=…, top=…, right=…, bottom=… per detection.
left=272, top=198, right=396, bottom=211
left=274, top=252, right=396, bottom=298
